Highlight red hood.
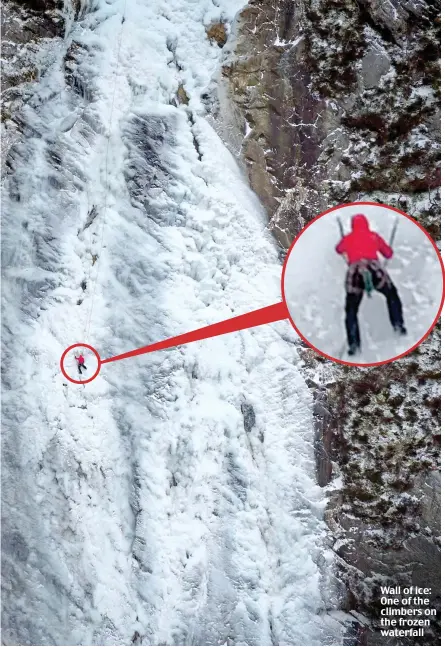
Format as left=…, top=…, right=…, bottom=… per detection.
left=336, top=213, right=393, bottom=263
left=351, top=214, right=370, bottom=232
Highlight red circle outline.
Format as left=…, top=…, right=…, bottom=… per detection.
left=280, top=201, right=445, bottom=368
left=60, top=343, right=102, bottom=384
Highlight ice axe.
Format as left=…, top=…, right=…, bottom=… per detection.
left=337, top=217, right=345, bottom=239
left=384, top=217, right=399, bottom=268
left=336, top=216, right=346, bottom=262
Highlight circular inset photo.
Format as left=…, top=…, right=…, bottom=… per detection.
left=282, top=202, right=444, bottom=366
left=60, top=343, right=101, bottom=384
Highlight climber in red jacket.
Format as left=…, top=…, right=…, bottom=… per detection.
left=336, top=214, right=406, bottom=356
left=75, top=353, right=87, bottom=375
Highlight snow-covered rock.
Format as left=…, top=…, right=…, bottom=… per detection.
left=224, top=1, right=441, bottom=644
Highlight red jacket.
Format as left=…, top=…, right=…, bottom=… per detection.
left=76, top=355, right=85, bottom=364
left=335, top=214, right=393, bottom=264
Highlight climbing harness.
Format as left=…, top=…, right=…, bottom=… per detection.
left=346, top=260, right=393, bottom=296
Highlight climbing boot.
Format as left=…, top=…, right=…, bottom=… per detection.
left=348, top=343, right=360, bottom=357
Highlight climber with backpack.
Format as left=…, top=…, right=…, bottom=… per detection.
left=336, top=214, right=407, bottom=356
left=74, top=353, right=87, bottom=375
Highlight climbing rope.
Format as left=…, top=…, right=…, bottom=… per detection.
left=362, top=268, right=374, bottom=297
left=83, top=1, right=128, bottom=341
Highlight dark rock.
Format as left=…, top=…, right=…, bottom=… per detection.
left=224, top=0, right=440, bottom=244
left=226, top=1, right=441, bottom=643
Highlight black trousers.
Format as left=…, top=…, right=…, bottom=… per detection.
left=345, top=262, right=404, bottom=349
left=77, top=363, right=87, bottom=374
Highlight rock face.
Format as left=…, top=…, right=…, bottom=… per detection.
left=324, top=344, right=441, bottom=645
left=224, top=1, right=441, bottom=644
left=224, top=0, right=440, bottom=247
left=1, top=0, right=65, bottom=174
